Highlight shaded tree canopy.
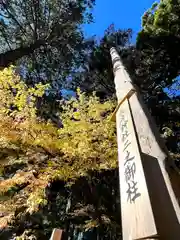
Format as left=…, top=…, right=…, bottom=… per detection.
left=136, top=0, right=180, bottom=91
left=135, top=1, right=180, bottom=156
left=0, top=0, right=97, bottom=122
left=0, top=0, right=95, bottom=86
left=70, top=24, right=132, bottom=97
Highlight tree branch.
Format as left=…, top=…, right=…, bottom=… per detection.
left=0, top=29, right=12, bottom=50
left=2, top=2, right=27, bottom=37
left=0, top=39, right=45, bottom=67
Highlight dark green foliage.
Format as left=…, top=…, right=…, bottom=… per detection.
left=136, top=0, right=180, bottom=91
left=135, top=0, right=180, bottom=156
left=0, top=0, right=95, bottom=87
left=70, top=24, right=132, bottom=97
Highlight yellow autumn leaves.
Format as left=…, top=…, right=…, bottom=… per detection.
left=0, top=66, right=117, bottom=177
left=0, top=66, right=49, bottom=119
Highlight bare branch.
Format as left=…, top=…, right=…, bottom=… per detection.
left=2, top=2, right=27, bottom=37
left=0, top=39, right=45, bottom=67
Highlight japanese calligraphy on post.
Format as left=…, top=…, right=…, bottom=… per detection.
left=116, top=98, right=157, bottom=240
left=120, top=111, right=141, bottom=203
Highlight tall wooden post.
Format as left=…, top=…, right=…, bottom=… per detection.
left=110, top=47, right=180, bottom=240
left=50, top=229, right=64, bottom=240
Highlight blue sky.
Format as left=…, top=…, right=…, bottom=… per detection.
left=62, top=0, right=180, bottom=98
left=83, top=0, right=157, bottom=42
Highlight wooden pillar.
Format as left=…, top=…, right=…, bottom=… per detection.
left=50, top=229, right=65, bottom=240
left=110, top=47, right=180, bottom=240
